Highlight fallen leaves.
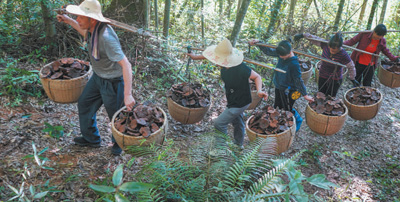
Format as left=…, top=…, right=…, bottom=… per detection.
left=167, top=83, right=210, bottom=108
left=249, top=105, right=294, bottom=135
left=346, top=87, right=381, bottom=106
left=310, top=92, right=345, bottom=116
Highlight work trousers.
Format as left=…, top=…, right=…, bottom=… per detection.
left=355, top=62, right=375, bottom=87
left=318, top=77, right=342, bottom=97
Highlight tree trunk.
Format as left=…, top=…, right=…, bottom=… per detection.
left=379, top=0, right=388, bottom=24
left=333, top=0, right=345, bottom=31
left=105, top=0, right=144, bottom=26
left=358, top=0, right=368, bottom=27
left=163, top=0, right=171, bottom=38
left=264, top=0, right=284, bottom=40
left=367, top=0, right=379, bottom=30
left=225, top=0, right=233, bottom=18
left=230, top=0, right=251, bottom=46
left=218, top=0, right=223, bottom=15
left=237, top=0, right=243, bottom=16
left=144, top=0, right=149, bottom=29
left=285, top=0, right=297, bottom=34
left=394, top=2, right=400, bottom=25
left=257, top=3, right=267, bottom=27
left=201, top=0, right=205, bottom=40
left=154, top=0, right=158, bottom=35
left=313, top=0, right=321, bottom=19
left=40, top=0, right=56, bottom=44
left=300, top=0, right=313, bottom=32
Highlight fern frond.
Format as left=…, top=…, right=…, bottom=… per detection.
left=125, top=145, right=159, bottom=157
left=241, top=192, right=289, bottom=202
left=137, top=188, right=163, bottom=202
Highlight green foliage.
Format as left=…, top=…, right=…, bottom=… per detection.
left=372, top=155, right=400, bottom=201
left=42, top=122, right=64, bottom=139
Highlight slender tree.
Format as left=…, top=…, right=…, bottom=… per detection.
left=163, top=0, right=171, bottom=38
left=154, top=0, right=158, bottom=36
left=379, top=0, right=388, bottom=24
left=219, top=0, right=223, bottom=15
left=237, top=0, right=243, bottom=16
left=358, top=0, right=368, bottom=27
left=313, top=0, right=321, bottom=19
left=230, top=0, right=251, bottom=46
left=105, top=0, right=144, bottom=25
left=333, top=0, right=346, bottom=31
left=40, top=0, right=56, bottom=45
left=300, top=0, right=313, bottom=32
left=367, top=0, right=379, bottom=30
left=225, top=0, right=233, bottom=18
left=264, top=0, right=284, bottom=40
left=144, top=0, right=149, bottom=29
left=201, top=0, right=205, bottom=41
left=285, top=0, right=297, bottom=34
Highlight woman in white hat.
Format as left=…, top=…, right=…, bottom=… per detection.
left=188, top=39, right=268, bottom=148
left=56, top=0, right=135, bottom=155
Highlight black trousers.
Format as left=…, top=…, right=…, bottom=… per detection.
left=318, top=77, right=342, bottom=97
left=274, top=88, right=296, bottom=111
left=355, top=62, right=375, bottom=86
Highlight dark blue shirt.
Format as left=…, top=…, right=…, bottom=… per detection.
left=221, top=63, right=252, bottom=108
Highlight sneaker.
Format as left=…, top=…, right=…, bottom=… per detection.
left=73, top=137, right=101, bottom=147
left=111, top=143, right=122, bottom=155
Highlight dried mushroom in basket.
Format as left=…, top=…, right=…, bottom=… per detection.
left=41, top=58, right=90, bottom=80
left=310, top=92, right=345, bottom=116
left=381, top=60, right=400, bottom=75
left=298, top=59, right=312, bottom=72
left=167, top=82, right=210, bottom=108
left=114, top=103, right=164, bottom=137
left=249, top=105, right=294, bottom=135
left=346, top=87, right=381, bottom=106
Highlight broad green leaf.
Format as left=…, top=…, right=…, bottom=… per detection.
left=89, top=184, right=116, bottom=193
left=42, top=166, right=55, bottom=170
left=33, top=191, right=48, bottom=199
left=113, top=164, right=124, bottom=186
left=119, top=182, right=154, bottom=193
left=103, top=198, right=113, bottom=202
left=38, top=147, right=49, bottom=155
left=32, top=142, right=37, bottom=154
left=6, top=183, right=19, bottom=194
left=115, top=193, right=129, bottom=202
left=307, top=174, right=339, bottom=189
left=29, top=185, right=35, bottom=196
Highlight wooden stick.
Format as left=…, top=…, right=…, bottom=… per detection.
left=187, top=47, right=287, bottom=73
left=308, top=38, right=380, bottom=57
left=334, top=30, right=400, bottom=34
left=255, top=43, right=347, bottom=68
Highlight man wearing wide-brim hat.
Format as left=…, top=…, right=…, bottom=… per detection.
left=188, top=39, right=268, bottom=148
left=57, top=0, right=135, bottom=155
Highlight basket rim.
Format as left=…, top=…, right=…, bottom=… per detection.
left=301, top=65, right=313, bottom=74
left=378, top=63, right=400, bottom=77
left=166, top=96, right=211, bottom=110
left=245, top=114, right=296, bottom=137
left=344, top=87, right=384, bottom=108
left=40, top=61, right=92, bottom=82
left=306, top=101, right=348, bottom=118
left=111, top=106, right=168, bottom=139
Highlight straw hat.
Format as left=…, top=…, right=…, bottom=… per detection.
left=66, top=0, right=110, bottom=23
left=202, top=39, right=244, bottom=68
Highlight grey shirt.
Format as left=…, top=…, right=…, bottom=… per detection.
left=88, top=24, right=125, bottom=79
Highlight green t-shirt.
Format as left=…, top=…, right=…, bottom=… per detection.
left=220, top=63, right=252, bottom=108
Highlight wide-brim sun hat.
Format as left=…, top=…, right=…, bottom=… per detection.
left=66, top=0, right=110, bottom=23
left=202, top=39, right=244, bottom=68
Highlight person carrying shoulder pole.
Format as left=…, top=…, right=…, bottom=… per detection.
left=56, top=0, right=135, bottom=155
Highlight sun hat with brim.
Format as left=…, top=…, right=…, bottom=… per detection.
left=202, top=39, right=244, bottom=68
left=66, top=0, right=110, bottom=23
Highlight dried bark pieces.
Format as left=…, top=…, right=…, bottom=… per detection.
left=346, top=87, right=381, bottom=106
left=310, top=92, right=345, bottom=116
left=382, top=60, right=400, bottom=75
left=299, top=59, right=312, bottom=72
left=249, top=105, right=294, bottom=135
left=167, top=83, right=210, bottom=108
left=114, top=103, right=164, bottom=137
left=41, top=58, right=90, bottom=80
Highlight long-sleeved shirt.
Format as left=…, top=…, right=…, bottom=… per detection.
left=303, top=33, right=355, bottom=80
left=257, top=46, right=307, bottom=96
left=343, top=32, right=398, bottom=65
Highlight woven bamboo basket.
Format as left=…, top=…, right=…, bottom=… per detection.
left=305, top=104, right=347, bottom=136
left=246, top=116, right=296, bottom=154
left=301, top=65, right=313, bottom=85
left=40, top=62, right=92, bottom=103
left=344, top=87, right=383, bottom=120
left=112, top=106, right=168, bottom=150
left=247, top=90, right=262, bottom=110
left=377, top=64, right=400, bottom=88
left=315, top=61, right=348, bottom=84
left=167, top=97, right=211, bottom=124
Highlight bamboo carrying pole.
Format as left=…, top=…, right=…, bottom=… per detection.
left=334, top=30, right=400, bottom=34
left=55, top=8, right=153, bottom=38
left=309, top=38, right=380, bottom=57
left=254, top=43, right=347, bottom=68
left=189, top=47, right=287, bottom=73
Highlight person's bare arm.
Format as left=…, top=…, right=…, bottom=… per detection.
left=118, top=56, right=136, bottom=110
left=249, top=70, right=268, bottom=100
left=56, top=14, right=87, bottom=37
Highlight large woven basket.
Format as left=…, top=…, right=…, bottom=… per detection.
left=301, top=65, right=313, bottom=85
left=40, top=62, right=92, bottom=103
left=246, top=116, right=296, bottom=154
left=112, top=106, right=168, bottom=150
left=167, top=97, right=210, bottom=124
left=377, top=64, right=400, bottom=88
left=247, top=90, right=262, bottom=110
left=315, top=61, right=348, bottom=84
left=344, top=87, right=383, bottom=120
left=305, top=104, right=347, bottom=136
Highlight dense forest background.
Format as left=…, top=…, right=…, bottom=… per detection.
left=1, top=0, right=400, bottom=201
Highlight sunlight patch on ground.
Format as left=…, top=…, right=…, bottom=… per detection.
left=334, top=176, right=373, bottom=201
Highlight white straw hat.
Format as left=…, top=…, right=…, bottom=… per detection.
left=66, top=0, right=110, bottom=23
left=202, top=39, right=244, bottom=68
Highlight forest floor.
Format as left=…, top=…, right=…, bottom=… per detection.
left=0, top=61, right=400, bottom=201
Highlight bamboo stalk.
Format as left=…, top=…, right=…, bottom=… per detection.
left=188, top=47, right=287, bottom=73
left=255, top=43, right=347, bottom=68
left=309, top=38, right=380, bottom=56
left=334, top=30, right=400, bottom=34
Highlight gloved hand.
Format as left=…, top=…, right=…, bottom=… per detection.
left=293, top=33, right=304, bottom=42
left=351, top=79, right=360, bottom=87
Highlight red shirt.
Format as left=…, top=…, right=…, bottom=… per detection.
left=358, top=39, right=379, bottom=65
